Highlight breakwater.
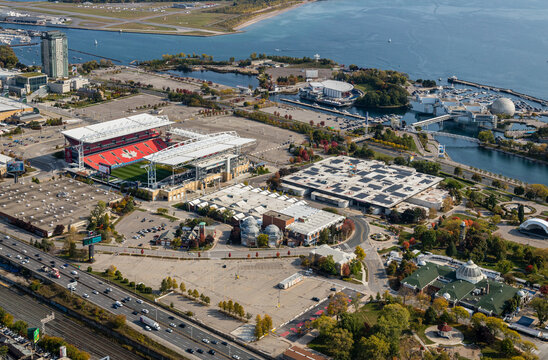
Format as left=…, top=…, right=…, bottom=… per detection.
left=448, top=77, right=548, bottom=106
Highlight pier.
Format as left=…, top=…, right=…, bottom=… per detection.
left=448, top=77, right=548, bottom=107
left=68, top=48, right=121, bottom=63
left=280, top=98, right=365, bottom=120
left=8, top=43, right=38, bottom=47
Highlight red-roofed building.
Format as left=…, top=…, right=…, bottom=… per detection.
left=283, top=346, right=328, bottom=360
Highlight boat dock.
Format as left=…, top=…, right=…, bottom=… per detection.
left=448, top=77, right=548, bottom=106
left=280, top=98, right=365, bottom=120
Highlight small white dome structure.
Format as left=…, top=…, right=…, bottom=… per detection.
left=443, top=293, right=451, bottom=301
left=264, top=224, right=282, bottom=247
left=490, top=98, right=515, bottom=117
left=456, top=260, right=486, bottom=284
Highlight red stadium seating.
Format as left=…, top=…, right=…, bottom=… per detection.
left=83, top=138, right=168, bottom=170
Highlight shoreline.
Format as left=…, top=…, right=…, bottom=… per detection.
left=2, top=0, right=311, bottom=37
left=233, top=1, right=311, bottom=30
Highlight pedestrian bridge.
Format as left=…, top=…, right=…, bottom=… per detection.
left=426, top=131, right=480, bottom=143
left=412, top=114, right=453, bottom=129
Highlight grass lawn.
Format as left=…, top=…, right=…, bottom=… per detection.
left=356, top=302, right=383, bottom=325
left=146, top=11, right=233, bottom=30
left=110, top=162, right=171, bottom=183
left=105, top=23, right=177, bottom=32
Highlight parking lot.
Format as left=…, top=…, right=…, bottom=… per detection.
left=115, top=210, right=183, bottom=249
left=88, top=255, right=335, bottom=334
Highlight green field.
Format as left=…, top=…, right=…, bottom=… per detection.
left=110, top=162, right=172, bottom=183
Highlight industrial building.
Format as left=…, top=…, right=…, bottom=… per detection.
left=189, top=184, right=345, bottom=245
left=7, top=72, right=48, bottom=96
left=41, top=31, right=68, bottom=79
left=282, top=157, right=443, bottom=212
left=0, top=178, right=120, bottom=237
left=401, top=261, right=519, bottom=316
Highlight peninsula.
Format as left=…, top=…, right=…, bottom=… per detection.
left=0, top=0, right=310, bottom=36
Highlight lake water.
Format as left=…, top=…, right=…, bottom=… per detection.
left=8, top=0, right=548, bottom=98
left=5, top=0, right=548, bottom=184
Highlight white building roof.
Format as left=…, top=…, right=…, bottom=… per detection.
left=0, top=97, right=29, bottom=113
left=0, top=153, right=13, bottom=166
left=284, top=204, right=345, bottom=236
left=146, top=132, right=254, bottom=167
left=61, top=114, right=173, bottom=143
left=322, top=80, right=353, bottom=92
left=309, top=244, right=356, bottom=265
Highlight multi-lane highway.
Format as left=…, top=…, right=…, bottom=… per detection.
left=0, top=237, right=264, bottom=360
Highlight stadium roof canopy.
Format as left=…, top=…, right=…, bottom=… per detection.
left=146, top=131, right=254, bottom=167
left=61, top=114, right=174, bottom=144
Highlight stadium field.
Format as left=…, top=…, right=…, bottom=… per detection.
left=110, top=162, right=171, bottom=183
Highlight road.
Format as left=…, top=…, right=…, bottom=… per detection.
left=0, top=238, right=266, bottom=360
left=336, top=215, right=389, bottom=295
left=0, top=285, right=141, bottom=360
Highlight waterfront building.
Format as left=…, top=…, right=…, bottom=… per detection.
left=41, top=31, right=68, bottom=79
left=299, top=80, right=361, bottom=107
left=8, top=72, right=47, bottom=96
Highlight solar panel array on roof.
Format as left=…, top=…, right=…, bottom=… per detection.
left=281, top=156, right=443, bottom=208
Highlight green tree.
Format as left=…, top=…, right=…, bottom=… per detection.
left=0, top=345, right=8, bottom=358
left=327, top=328, right=354, bottom=360
left=421, top=230, right=437, bottom=250
left=179, top=282, right=186, bottom=292
left=496, top=259, right=513, bottom=275
left=518, top=204, right=525, bottom=224
left=254, top=315, right=263, bottom=339
left=256, top=234, right=269, bottom=247
left=472, top=173, right=482, bottom=183
left=327, top=292, right=349, bottom=319
left=451, top=306, right=469, bottom=323
left=0, top=45, right=18, bottom=69
left=356, top=335, right=390, bottom=360
left=478, top=130, right=495, bottom=143
left=110, top=314, right=126, bottom=329
left=531, top=298, right=548, bottom=326
left=446, top=241, right=457, bottom=257
left=10, top=320, right=27, bottom=336
left=313, top=315, right=337, bottom=337
left=453, top=167, right=463, bottom=176
left=376, top=303, right=410, bottom=339
left=354, top=246, right=365, bottom=260
left=424, top=306, right=437, bottom=324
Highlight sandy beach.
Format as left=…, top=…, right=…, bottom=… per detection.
left=234, top=0, right=312, bottom=30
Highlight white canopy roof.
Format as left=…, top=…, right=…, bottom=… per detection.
left=62, top=114, right=173, bottom=143
left=145, top=132, right=255, bottom=167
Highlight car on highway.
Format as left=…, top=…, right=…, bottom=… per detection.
left=83, top=293, right=89, bottom=298
left=221, top=341, right=228, bottom=346
left=330, top=287, right=337, bottom=291
left=92, top=290, right=99, bottom=295
left=208, top=349, right=216, bottom=355
left=141, top=309, right=149, bottom=314
left=202, top=338, right=210, bottom=344
left=136, top=299, right=143, bottom=304
left=232, top=355, right=241, bottom=360
left=50, top=260, right=55, bottom=265
left=71, top=270, right=78, bottom=275
left=211, top=340, right=218, bottom=345
left=169, top=323, right=176, bottom=327
left=145, top=326, right=151, bottom=331
left=186, top=349, right=194, bottom=354
left=312, top=297, right=320, bottom=302
left=178, top=323, right=186, bottom=328
left=22, top=250, right=26, bottom=254
left=166, top=328, right=173, bottom=333
left=196, top=349, right=204, bottom=354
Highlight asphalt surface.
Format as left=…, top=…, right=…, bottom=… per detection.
left=0, top=237, right=265, bottom=360
left=0, top=285, right=140, bottom=360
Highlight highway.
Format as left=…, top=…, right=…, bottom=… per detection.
left=0, top=237, right=265, bottom=360
left=0, top=286, right=141, bottom=360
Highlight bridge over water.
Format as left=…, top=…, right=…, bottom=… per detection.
left=412, top=114, right=453, bottom=129
left=426, top=131, right=480, bottom=143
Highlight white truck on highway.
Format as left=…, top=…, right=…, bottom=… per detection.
left=140, top=315, right=160, bottom=330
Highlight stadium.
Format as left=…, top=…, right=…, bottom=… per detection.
left=62, top=114, right=256, bottom=201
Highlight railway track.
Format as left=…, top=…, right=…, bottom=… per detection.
left=0, top=285, right=142, bottom=360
